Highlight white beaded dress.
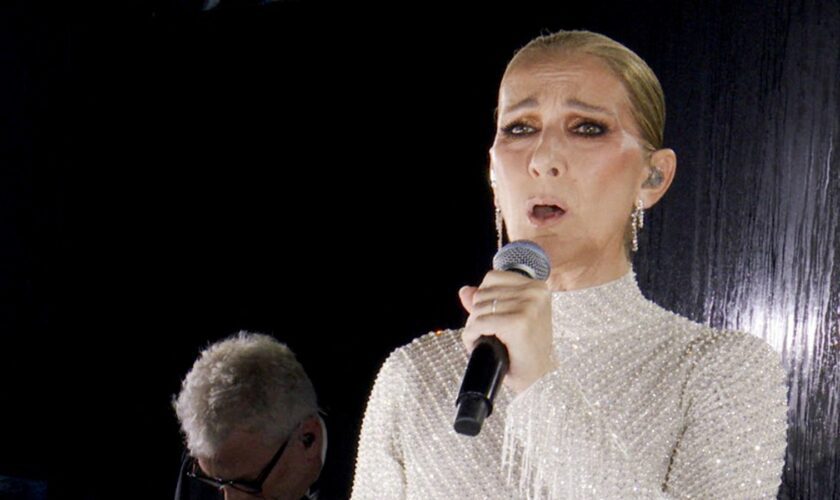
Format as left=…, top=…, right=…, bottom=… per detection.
left=351, top=270, right=788, bottom=499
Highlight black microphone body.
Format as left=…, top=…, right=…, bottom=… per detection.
left=453, top=240, right=551, bottom=436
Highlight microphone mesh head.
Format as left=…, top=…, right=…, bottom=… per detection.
left=492, top=240, right=551, bottom=281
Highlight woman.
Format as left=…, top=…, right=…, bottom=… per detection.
left=352, top=30, right=788, bottom=499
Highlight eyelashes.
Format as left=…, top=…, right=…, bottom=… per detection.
left=499, top=120, right=608, bottom=138
left=574, top=122, right=606, bottom=136
left=500, top=122, right=536, bottom=136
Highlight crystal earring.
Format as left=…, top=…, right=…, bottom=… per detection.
left=490, top=167, right=504, bottom=250
left=495, top=204, right=504, bottom=250
left=631, top=198, right=645, bottom=252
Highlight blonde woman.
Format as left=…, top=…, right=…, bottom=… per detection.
left=352, top=30, right=787, bottom=499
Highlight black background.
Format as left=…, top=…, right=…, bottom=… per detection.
left=1, top=1, right=837, bottom=498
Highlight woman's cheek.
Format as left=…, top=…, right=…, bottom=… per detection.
left=590, top=154, right=634, bottom=186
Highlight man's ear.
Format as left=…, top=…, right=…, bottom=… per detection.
left=302, top=433, right=315, bottom=448
left=640, top=148, right=676, bottom=208
left=298, top=415, right=322, bottom=459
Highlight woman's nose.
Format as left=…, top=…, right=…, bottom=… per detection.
left=531, top=164, right=561, bottom=177
left=529, top=130, right=566, bottom=178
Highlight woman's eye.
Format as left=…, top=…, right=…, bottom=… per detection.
left=573, top=122, right=606, bottom=136
left=501, top=121, right=606, bottom=138
left=500, top=122, right=535, bottom=136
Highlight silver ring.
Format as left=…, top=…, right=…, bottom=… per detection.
left=491, top=298, right=497, bottom=315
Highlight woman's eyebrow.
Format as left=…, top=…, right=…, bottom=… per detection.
left=502, top=96, right=538, bottom=115
left=565, top=98, right=614, bottom=116
left=499, top=96, right=614, bottom=117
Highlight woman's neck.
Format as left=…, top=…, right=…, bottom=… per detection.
left=546, top=256, right=632, bottom=292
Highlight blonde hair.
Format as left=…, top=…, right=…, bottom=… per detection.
left=173, top=331, right=318, bottom=457
left=504, top=30, right=665, bottom=151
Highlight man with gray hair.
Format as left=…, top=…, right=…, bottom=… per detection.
left=174, top=331, right=325, bottom=500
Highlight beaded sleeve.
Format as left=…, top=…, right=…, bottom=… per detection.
left=351, top=350, right=407, bottom=499
left=662, top=331, right=788, bottom=498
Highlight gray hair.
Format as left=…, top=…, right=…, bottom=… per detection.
left=173, top=331, right=318, bottom=458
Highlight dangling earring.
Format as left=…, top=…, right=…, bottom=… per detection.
left=631, top=198, right=645, bottom=252
left=495, top=204, right=504, bottom=250
left=490, top=167, right=504, bottom=250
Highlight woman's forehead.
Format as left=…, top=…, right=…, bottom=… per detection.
left=498, top=53, right=630, bottom=115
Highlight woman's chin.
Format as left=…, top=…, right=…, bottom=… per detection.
left=509, top=229, right=562, bottom=246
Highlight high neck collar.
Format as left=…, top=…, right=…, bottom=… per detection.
left=550, top=269, right=653, bottom=339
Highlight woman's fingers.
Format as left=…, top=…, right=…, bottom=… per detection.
left=459, top=270, right=555, bottom=393
left=477, top=269, right=533, bottom=288
left=461, top=298, right=527, bottom=344
left=458, top=285, right=478, bottom=314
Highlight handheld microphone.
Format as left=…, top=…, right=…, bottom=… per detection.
left=453, top=240, right=551, bottom=436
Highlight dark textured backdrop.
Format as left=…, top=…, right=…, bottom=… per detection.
left=0, top=1, right=836, bottom=498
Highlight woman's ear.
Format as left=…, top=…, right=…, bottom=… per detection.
left=640, top=148, right=676, bottom=208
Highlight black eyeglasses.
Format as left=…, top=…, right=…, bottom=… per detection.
left=186, top=432, right=291, bottom=495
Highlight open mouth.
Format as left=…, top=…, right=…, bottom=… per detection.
left=532, top=205, right=565, bottom=219
left=527, top=199, right=566, bottom=227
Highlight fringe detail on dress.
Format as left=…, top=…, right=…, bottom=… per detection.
left=501, top=367, right=632, bottom=499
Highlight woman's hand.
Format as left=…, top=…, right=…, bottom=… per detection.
left=458, top=270, right=555, bottom=394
